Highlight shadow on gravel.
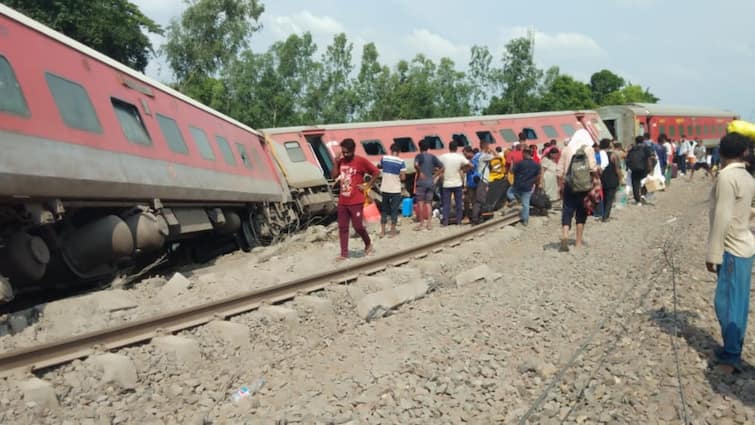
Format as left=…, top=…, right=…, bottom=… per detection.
left=649, top=308, right=755, bottom=406
left=542, top=239, right=575, bottom=251
left=542, top=239, right=594, bottom=251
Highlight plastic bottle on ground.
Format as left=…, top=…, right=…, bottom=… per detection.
left=231, top=378, right=266, bottom=403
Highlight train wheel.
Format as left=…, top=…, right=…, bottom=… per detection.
left=239, top=213, right=259, bottom=252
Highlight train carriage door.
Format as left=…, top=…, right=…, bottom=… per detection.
left=302, top=131, right=334, bottom=180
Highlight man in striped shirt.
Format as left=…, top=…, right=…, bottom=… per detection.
left=378, top=144, right=407, bottom=238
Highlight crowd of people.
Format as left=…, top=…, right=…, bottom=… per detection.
left=330, top=129, right=727, bottom=258
left=331, top=124, right=755, bottom=377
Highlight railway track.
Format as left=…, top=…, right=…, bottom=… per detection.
left=0, top=210, right=521, bottom=377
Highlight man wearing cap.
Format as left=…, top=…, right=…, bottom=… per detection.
left=705, top=132, right=755, bottom=374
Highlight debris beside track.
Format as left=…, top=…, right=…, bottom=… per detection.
left=2, top=179, right=754, bottom=424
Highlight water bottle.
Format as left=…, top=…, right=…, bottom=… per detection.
left=231, top=378, right=265, bottom=403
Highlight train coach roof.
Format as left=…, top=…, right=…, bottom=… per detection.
left=600, top=103, right=737, bottom=118
left=263, top=110, right=598, bottom=134
left=0, top=4, right=262, bottom=138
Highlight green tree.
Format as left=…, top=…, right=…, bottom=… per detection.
left=602, top=83, right=660, bottom=105
left=355, top=43, right=384, bottom=120
left=539, top=75, right=596, bottom=111
left=467, top=45, right=496, bottom=114
left=163, top=0, right=264, bottom=91
left=392, top=55, right=438, bottom=119
left=370, top=66, right=401, bottom=120
left=486, top=35, right=542, bottom=114
left=319, top=33, right=357, bottom=123
left=620, top=83, right=659, bottom=103
left=589, top=69, right=625, bottom=105
left=434, top=57, right=471, bottom=117
left=3, top=0, right=162, bottom=72
left=226, top=33, right=318, bottom=128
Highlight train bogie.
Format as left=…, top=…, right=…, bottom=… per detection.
left=0, top=5, right=312, bottom=300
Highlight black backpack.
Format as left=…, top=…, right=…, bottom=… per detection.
left=626, top=146, right=646, bottom=172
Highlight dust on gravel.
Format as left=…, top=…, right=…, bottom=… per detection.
left=3, top=176, right=754, bottom=425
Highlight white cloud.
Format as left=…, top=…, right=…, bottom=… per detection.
left=265, top=10, right=345, bottom=38
left=405, top=29, right=468, bottom=63
left=502, top=27, right=605, bottom=58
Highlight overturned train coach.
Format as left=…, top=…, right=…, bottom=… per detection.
left=597, top=103, right=738, bottom=147
left=0, top=5, right=336, bottom=301
left=263, top=110, right=613, bottom=193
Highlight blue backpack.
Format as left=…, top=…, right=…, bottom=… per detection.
left=466, top=153, right=481, bottom=187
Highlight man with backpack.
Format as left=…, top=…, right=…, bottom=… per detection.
left=556, top=129, right=599, bottom=252
left=626, top=136, right=654, bottom=204
left=463, top=142, right=493, bottom=225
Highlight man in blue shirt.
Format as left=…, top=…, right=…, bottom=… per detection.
left=508, top=149, right=541, bottom=226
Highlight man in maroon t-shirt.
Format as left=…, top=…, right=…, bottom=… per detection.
left=331, top=138, right=379, bottom=260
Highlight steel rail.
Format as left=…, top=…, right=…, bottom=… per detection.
left=0, top=210, right=521, bottom=377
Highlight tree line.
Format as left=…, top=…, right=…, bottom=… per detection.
left=5, top=0, right=659, bottom=129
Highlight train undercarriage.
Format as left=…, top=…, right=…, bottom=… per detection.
left=0, top=187, right=335, bottom=303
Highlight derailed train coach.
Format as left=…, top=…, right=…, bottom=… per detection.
left=598, top=103, right=738, bottom=146
left=263, top=110, right=613, bottom=193
left=0, top=5, right=335, bottom=301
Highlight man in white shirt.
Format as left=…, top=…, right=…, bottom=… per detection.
left=676, top=136, right=690, bottom=175
left=439, top=141, right=470, bottom=225
left=705, top=132, right=755, bottom=373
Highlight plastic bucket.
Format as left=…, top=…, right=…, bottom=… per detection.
left=401, top=197, right=414, bottom=217
left=363, top=202, right=381, bottom=223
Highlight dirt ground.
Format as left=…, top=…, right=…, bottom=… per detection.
left=2, top=174, right=755, bottom=425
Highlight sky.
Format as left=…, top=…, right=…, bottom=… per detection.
left=134, top=0, right=755, bottom=121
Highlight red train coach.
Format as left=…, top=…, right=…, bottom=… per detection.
left=0, top=5, right=297, bottom=300
left=264, top=110, right=612, bottom=186
left=598, top=103, right=738, bottom=146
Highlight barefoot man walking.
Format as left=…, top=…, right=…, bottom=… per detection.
left=332, top=138, right=379, bottom=261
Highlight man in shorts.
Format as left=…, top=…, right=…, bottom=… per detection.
left=414, top=139, right=443, bottom=230
left=689, top=139, right=712, bottom=180
left=556, top=129, right=599, bottom=252
left=378, top=143, right=407, bottom=237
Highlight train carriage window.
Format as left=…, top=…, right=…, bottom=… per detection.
left=678, top=125, right=684, bottom=137
left=361, top=139, right=386, bottom=156
left=658, top=125, right=666, bottom=137
left=669, top=125, right=676, bottom=137
left=687, top=125, right=693, bottom=137
left=0, top=56, right=29, bottom=117
left=236, top=143, right=253, bottom=169
left=542, top=125, right=558, bottom=139
left=189, top=126, right=216, bottom=160
left=111, top=98, right=151, bottom=145
left=499, top=129, right=517, bottom=143
left=45, top=72, right=102, bottom=133
left=424, top=135, right=444, bottom=150
left=393, top=137, right=417, bottom=153
left=451, top=133, right=471, bottom=147
left=284, top=141, right=307, bottom=162
left=156, top=114, right=189, bottom=154
left=560, top=124, right=576, bottom=137
left=695, top=125, right=701, bottom=136
left=476, top=131, right=496, bottom=144
left=703, top=125, right=709, bottom=136
left=521, top=128, right=537, bottom=140
left=215, top=136, right=236, bottom=165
